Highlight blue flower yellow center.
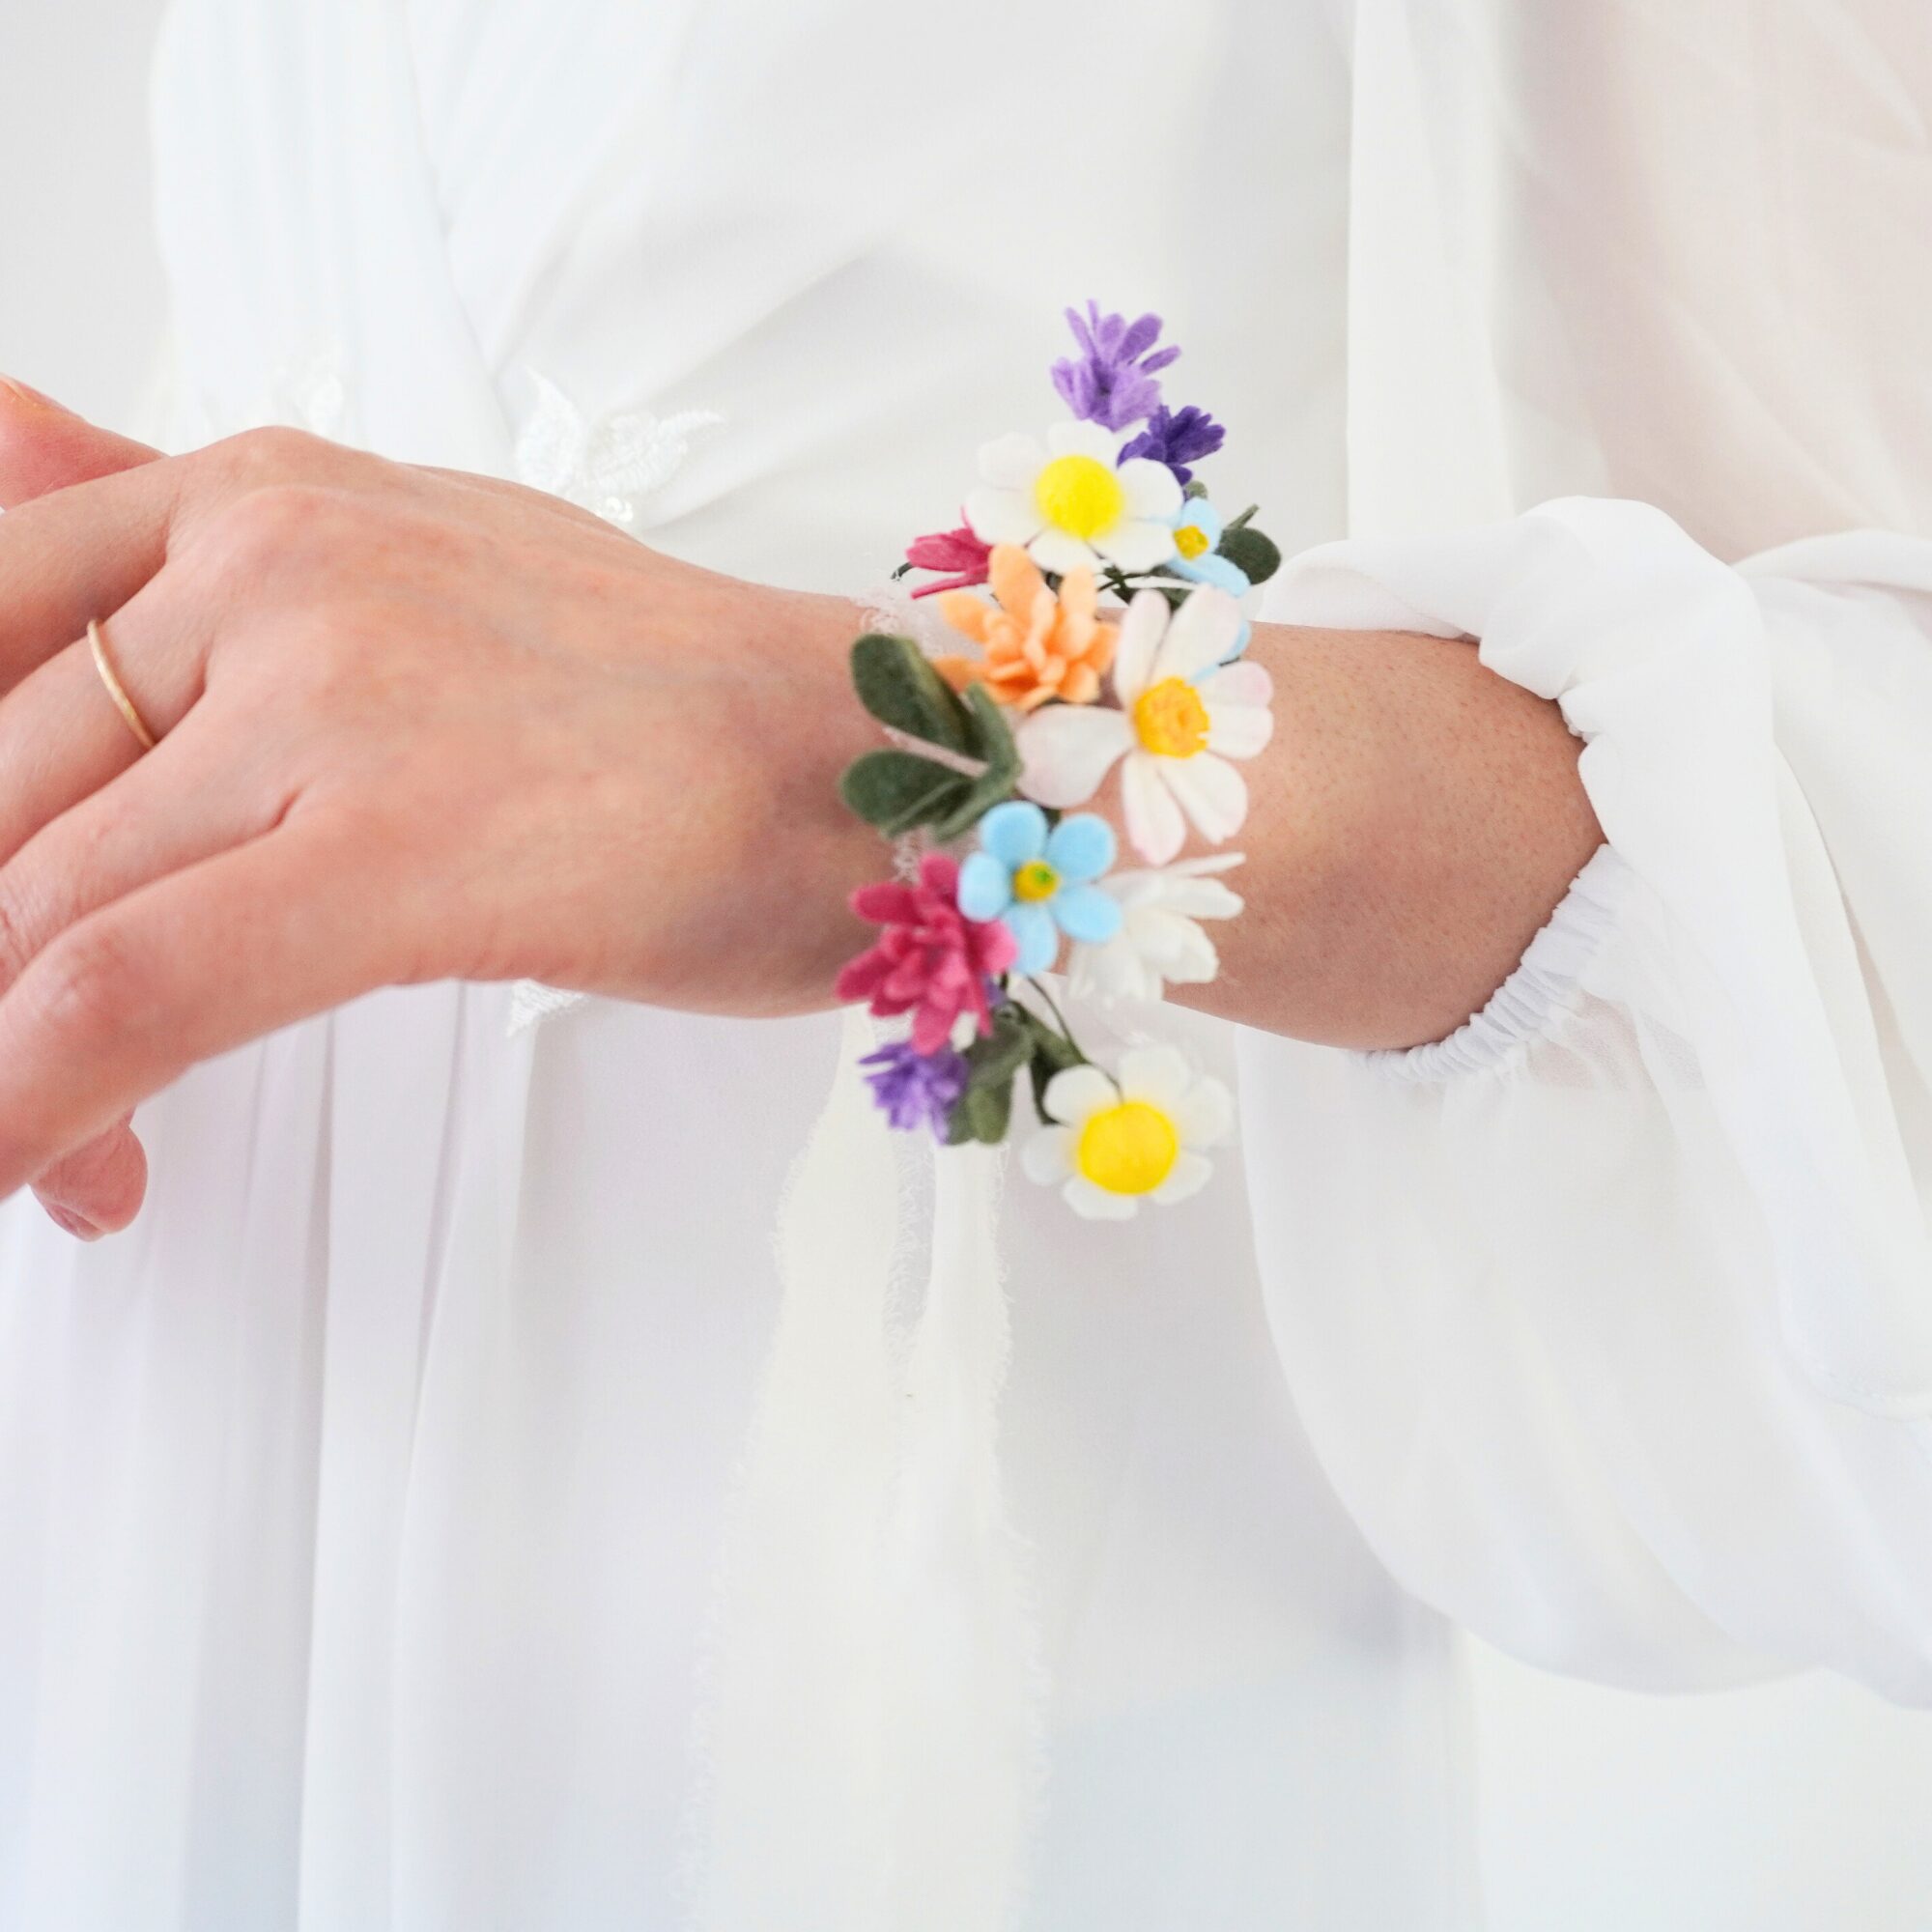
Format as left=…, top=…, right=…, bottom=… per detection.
left=1174, top=523, right=1211, bottom=559
left=1075, top=1100, right=1179, bottom=1195
left=1132, top=676, right=1210, bottom=758
left=1012, top=859, right=1060, bottom=903
left=1034, top=454, right=1126, bottom=542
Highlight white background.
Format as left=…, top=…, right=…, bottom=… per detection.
left=3, top=4, right=1931, bottom=1926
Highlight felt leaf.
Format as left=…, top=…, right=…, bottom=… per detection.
left=925, top=681, right=1024, bottom=841
left=928, top=760, right=1020, bottom=845
left=850, top=633, right=972, bottom=752
left=839, top=750, right=971, bottom=838
left=946, top=1077, right=1014, bottom=1146
left=957, top=680, right=1020, bottom=780
left=944, top=1006, right=1033, bottom=1145
left=1021, top=1012, right=1087, bottom=1122
left=1217, top=524, right=1281, bottom=585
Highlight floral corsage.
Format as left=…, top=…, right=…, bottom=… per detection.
left=834, top=302, right=1280, bottom=1219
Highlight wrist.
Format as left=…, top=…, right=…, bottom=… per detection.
left=1180, top=621, right=1602, bottom=1048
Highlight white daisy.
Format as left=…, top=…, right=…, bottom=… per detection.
left=1013, top=587, right=1273, bottom=864
left=1066, top=853, right=1246, bottom=1007
left=1020, top=1046, right=1233, bottom=1221
left=964, top=419, right=1182, bottom=577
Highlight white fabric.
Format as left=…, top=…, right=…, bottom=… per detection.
left=2, top=1, right=1931, bottom=1928
left=1250, top=499, right=1932, bottom=1702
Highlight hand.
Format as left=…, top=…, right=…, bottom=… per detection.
left=0, top=384, right=882, bottom=1230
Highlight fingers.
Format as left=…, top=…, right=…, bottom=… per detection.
left=0, top=659, right=280, bottom=1240
left=0, top=817, right=398, bottom=1198
left=0, top=459, right=180, bottom=690
left=0, top=664, right=291, bottom=1235
left=0, top=553, right=233, bottom=869
left=0, top=378, right=160, bottom=507
left=0, top=695, right=287, bottom=1005
left=33, top=1119, right=147, bottom=1237
left=0, top=387, right=172, bottom=1237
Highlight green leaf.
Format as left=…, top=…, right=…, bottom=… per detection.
left=956, top=680, right=1019, bottom=779
left=850, top=633, right=972, bottom=751
left=926, top=680, right=1024, bottom=842
left=839, top=750, right=970, bottom=838
left=928, top=761, right=1019, bottom=844
left=946, top=1077, right=1014, bottom=1146
left=944, top=1005, right=1034, bottom=1146
left=1022, top=1016, right=1086, bottom=1122
left=1216, top=523, right=1281, bottom=585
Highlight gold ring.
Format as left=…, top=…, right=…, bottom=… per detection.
left=87, top=618, right=158, bottom=752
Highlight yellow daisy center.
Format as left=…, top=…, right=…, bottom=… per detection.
left=1034, top=454, right=1126, bottom=542
left=1132, top=676, right=1210, bottom=758
left=1075, top=1100, right=1179, bottom=1196
left=1173, top=523, right=1210, bottom=559
left=1011, top=859, right=1060, bottom=903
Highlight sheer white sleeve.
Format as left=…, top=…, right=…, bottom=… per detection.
left=1239, top=498, right=1932, bottom=1703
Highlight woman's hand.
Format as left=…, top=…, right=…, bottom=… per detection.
left=0, top=386, right=882, bottom=1230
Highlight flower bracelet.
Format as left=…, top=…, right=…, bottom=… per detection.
left=834, top=302, right=1280, bottom=1219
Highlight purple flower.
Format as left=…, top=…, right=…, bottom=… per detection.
left=860, top=1040, right=970, bottom=1137
left=1119, top=404, right=1226, bottom=486
left=1051, top=301, right=1179, bottom=434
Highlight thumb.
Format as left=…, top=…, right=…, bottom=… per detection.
left=0, top=376, right=160, bottom=507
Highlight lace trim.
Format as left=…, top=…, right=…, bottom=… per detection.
left=1361, top=842, right=1632, bottom=1083
left=512, top=368, right=722, bottom=527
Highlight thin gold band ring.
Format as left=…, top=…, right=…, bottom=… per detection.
left=87, top=617, right=159, bottom=753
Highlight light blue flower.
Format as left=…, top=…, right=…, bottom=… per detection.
left=957, top=801, right=1122, bottom=976
left=1166, top=498, right=1251, bottom=598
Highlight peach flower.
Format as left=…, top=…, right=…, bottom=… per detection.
left=933, top=544, right=1118, bottom=713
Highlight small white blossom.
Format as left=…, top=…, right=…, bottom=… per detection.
left=1067, top=854, right=1245, bottom=1006
left=965, top=419, right=1181, bottom=577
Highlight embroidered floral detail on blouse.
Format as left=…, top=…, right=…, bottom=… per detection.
left=513, top=369, right=723, bottom=527
left=238, top=344, right=349, bottom=440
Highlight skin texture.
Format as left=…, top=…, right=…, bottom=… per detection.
left=0, top=381, right=1602, bottom=1235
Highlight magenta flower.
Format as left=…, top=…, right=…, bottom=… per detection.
left=904, top=519, right=993, bottom=598
left=1120, top=403, right=1226, bottom=485
left=1051, top=301, right=1179, bottom=434
left=836, top=853, right=1018, bottom=1053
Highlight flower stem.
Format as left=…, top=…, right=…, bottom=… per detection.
left=1021, top=977, right=1095, bottom=1072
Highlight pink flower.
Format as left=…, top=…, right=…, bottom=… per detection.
left=836, top=853, right=1016, bottom=1052
left=904, top=519, right=993, bottom=598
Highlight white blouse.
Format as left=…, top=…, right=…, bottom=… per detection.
left=0, top=1, right=1928, bottom=1928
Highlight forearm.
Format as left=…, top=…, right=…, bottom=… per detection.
left=1178, top=620, right=1603, bottom=1049
left=811, top=596, right=1603, bottom=1053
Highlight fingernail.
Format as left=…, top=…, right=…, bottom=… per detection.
left=43, top=1203, right=101, bottom=1241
